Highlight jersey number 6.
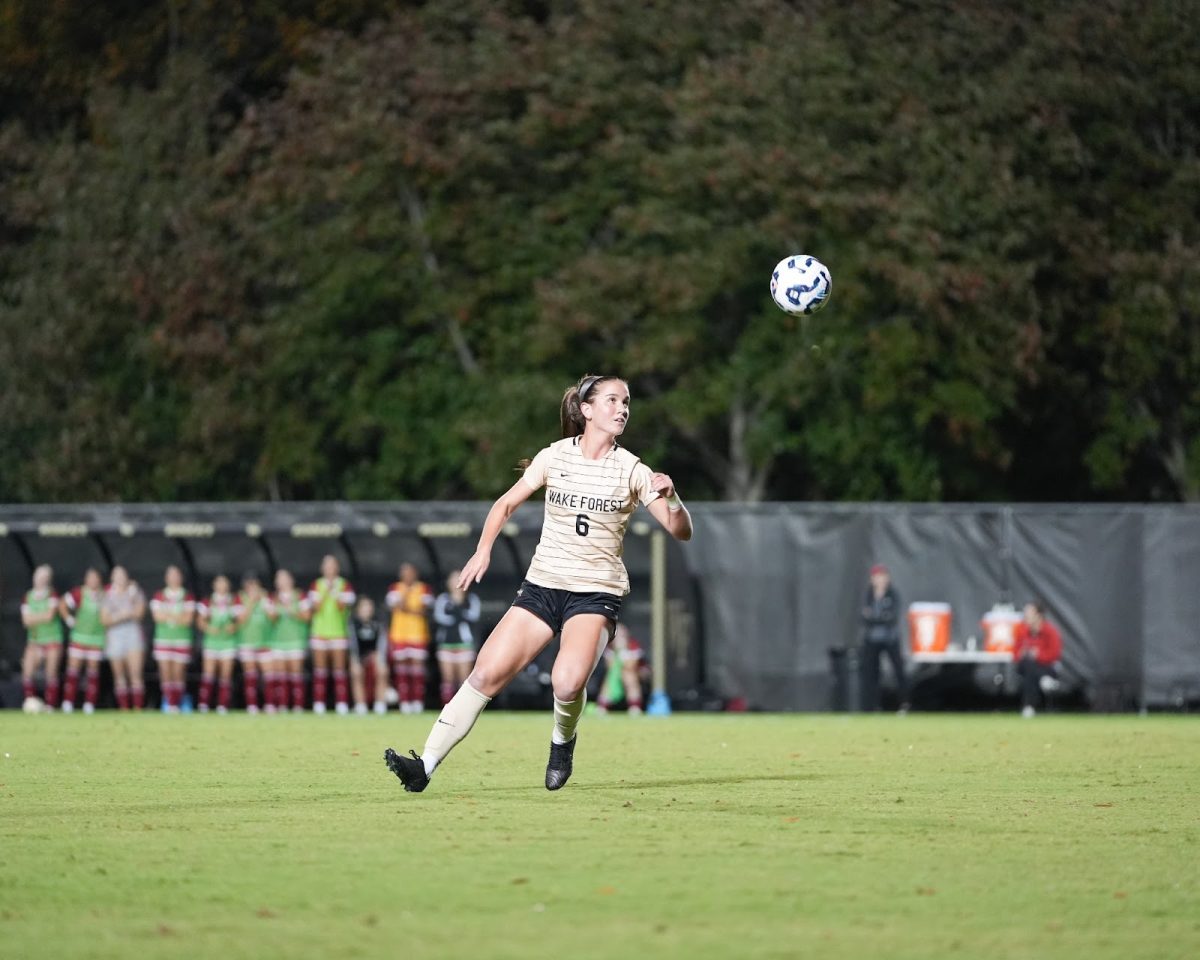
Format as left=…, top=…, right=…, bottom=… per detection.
left=575, top=513, right=590, bottom=536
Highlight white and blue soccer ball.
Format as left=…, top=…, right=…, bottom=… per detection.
left=770, top=254, right=832, bottom=315
left=22, top=696, right=44, bottom=714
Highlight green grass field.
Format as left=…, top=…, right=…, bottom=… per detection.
left=2, top=712, right=1198, bottom=960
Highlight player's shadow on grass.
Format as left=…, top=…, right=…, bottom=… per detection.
left=477, top=772, right=819, bottom=793
left=576, top=772, right=820, bottom=790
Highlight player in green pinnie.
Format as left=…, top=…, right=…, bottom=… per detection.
left=151, top=566, right=196, bottom=713
left=269, top=569, right=311, bottom=712
left=60, top=568, right=106, bottom=713
left=197, top=575, right=240, bottom=714
left=236, top=572, right=272, bottom=713
left=308, top=555, right=356, bottom=715
left=21, top=564, right=63, bottom=710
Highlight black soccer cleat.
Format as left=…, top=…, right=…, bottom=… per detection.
left=384, top=747, right=430, bottom=793
left=544, top=736, right=577, bottom=791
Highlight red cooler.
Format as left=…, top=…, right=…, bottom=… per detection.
left=981, top=605, right=1021, bottom=655
left=908, top=602, right=952, bottom=653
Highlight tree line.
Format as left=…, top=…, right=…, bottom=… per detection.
left=1, top=0, right=1196, bottom=503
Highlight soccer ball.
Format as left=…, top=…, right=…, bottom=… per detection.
left=770, top=254, right=832, bottom=315
left=22, top=696, right=44, bottom=714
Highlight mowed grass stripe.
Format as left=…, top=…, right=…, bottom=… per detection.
left=1, top=714, right=1197, bottom=960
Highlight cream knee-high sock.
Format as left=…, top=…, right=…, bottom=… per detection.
left=420, top=681, right=492, bottom=776
left=551, top=691, right=587, bottom=745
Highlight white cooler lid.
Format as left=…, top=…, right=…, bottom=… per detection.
left=908, top=602, right=951, bottom=614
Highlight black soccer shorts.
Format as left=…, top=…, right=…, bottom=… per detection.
left=510, top=580, right=623, bottom=634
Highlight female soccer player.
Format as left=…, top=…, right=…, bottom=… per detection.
left=197, top=575, right=240, bottom=714
left=308, top=555, right=356, bottom=715
left=151, top=565, right=195, bottom=712
left=21, top=565, right=62, bottom=711
left=350, top=596, right=388, bottom=715
left=103, top=566, right=146, bottom=710
left=385, top=374, right=692, bottom=792
left=60, top=568, right=106, bottom=713
left=386, top=562, right=434, bottom=714
left=270, top=569, right=310, bottom=712
left=432, top=570, right=481, bottom=706
left=235, top=572, right=272, bottom=713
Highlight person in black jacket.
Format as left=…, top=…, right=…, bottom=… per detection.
left=860, top=564, right=910, bottom=714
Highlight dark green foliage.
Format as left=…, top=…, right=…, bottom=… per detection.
left=1, top=0, right=1196, bottom=502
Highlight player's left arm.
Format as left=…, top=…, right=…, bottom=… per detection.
left=645, top=472, right=693, bottom=541
left=130, top=587, right=146, bottom=622
left=1047, top=623, right=1063, bottom=664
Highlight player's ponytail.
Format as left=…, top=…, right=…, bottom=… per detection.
left=560, top=383, right=587, bottom=439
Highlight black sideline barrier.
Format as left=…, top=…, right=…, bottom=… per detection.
left=3, top=502, right=1199, bottom=711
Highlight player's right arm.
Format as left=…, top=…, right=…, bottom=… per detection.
left=1012, top=623, right=1029, bottom=660
left=457, top=477, right=539, bottom=589
left=150, top=593, right=166, bottom=625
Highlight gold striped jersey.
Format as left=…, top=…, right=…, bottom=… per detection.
left=522, top=436, right=660, bottom=596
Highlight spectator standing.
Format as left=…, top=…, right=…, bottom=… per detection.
left=308, top=555, right=356, bottom=715
left=387, top=562, right=434, bottom=714
left=860, top=564, right=910, bottom=715
left=197, top=575, right=240, bottom=714
left=432, top=571, right=481, bottom=705
left=20, top=565, right=62, bottom=710
left=103, top=566, right=147, bottom=710
left=236, top=572, right=271, bottom=713
left=151, top=565, right=195, bottom=713
left=1013, top=601, right=1063, bottom=718
left=350, top=596, right=387, bottom=715
left=60, top=568, right=106, bottom=713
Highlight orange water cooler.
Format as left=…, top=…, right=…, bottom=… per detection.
left=908, top=602, right=952, bottom=653
left=980, top=605, right=1021, bottom=655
